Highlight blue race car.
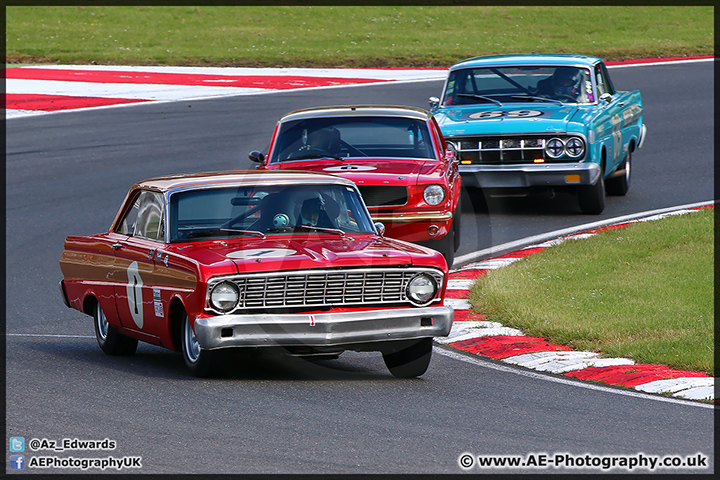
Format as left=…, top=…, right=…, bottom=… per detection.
left=430, top=54, right=647, bottom=214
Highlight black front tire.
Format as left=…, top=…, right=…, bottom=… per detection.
left=181, top=311, right=219, bottom=377
left=452, top=202, right=462, bottom=252
left=382, top=338, right=432, bottom=378
left=432, top=231, right=455, bottom=269
left=606, top=150, right=631, bottom=196
left=93, top=301, right=137, bottom=356
left=578, top=172, right=606, bottom=214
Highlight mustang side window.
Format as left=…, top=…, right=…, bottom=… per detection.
left=132, top=190, right=165, bottom=241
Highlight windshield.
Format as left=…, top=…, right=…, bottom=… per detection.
left=270, top=116, right=435, bottom=163
left=443, top=65, right=594, bottom=105
left=169, top=183, right=375, bottom=241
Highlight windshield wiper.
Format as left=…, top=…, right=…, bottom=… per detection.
left=457, top=94, right=503, bottom=106
left=284, top=153, right=344, bottom=161
left=220, top=228, right=266, bottom=238
left=268, top=225, right=346, bottom=237
left=511, top=95, right=563, bottom=105
left=186, top=228, right=266, bottom=239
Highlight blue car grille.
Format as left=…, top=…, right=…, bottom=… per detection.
left=447, top=135, right=584, bottom=164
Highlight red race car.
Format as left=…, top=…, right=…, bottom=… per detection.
left=249, top=105, right=462, bottom=267
left=59, top=170, right=453, bottom=377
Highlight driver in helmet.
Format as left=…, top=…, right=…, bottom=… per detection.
left=305, top=127, right=342, bottom=156
left=537, top=67, right=582, bottom=102
left=299, top=197, right=323, bottom=226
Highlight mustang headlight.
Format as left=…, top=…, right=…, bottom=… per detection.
left=406, top=274, right=438, bottom=305
left=423, top=185, right=446, bottom=206
left=210, top=281, right=239, bottom=312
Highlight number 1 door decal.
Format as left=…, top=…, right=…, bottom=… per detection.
left=126, top=261, right=144, bottom=329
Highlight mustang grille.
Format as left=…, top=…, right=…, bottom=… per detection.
left=447, top=135, right=585, bottom=164
left=358, top=186, right=408, bottom=207
left=206, top=267, right=444, bottom=313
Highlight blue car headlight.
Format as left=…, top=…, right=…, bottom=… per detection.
left=565, top=137, right=585, bottom=158
left=545, top=138, right=565, bottom=158
left=545, top=137, right=585, bottom=159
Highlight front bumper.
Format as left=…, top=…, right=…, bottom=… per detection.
left=460, top=162, right=601, bottom=189
left=194, top=306, right=454, bottom=351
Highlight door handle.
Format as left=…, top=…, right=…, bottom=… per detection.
left=111, top=243, right=123, bottom=251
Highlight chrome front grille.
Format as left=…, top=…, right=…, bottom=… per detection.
left=206, top=267, right=444, bottom=314
left=358, top=186, right=408, bottom=207
left=448, top=135, right=585, bottom=164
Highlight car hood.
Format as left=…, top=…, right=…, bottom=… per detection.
left=433, top=104, right=580, bottom=136
left=170, top=235, right=444, bottom=273
left=273, top=158, right=439, bottom=185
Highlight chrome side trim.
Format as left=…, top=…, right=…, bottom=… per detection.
left=370, top=212, right=454, bottom=223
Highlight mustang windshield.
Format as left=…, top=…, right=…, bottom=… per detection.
left=270, top=116, right=435, bottom=163
left=443, top=66, right=594, bottom=105
left=170, top=184, right=375, bottom=241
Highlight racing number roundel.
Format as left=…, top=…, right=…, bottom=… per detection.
left=468, top=110, right=543, bottom=120
left=126, top=261, right=144, bottom=329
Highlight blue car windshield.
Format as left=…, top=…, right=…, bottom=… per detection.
left=169, top=183, right=375, bottom=241
left=270, top=116, right=435, bottom=163
left=443, top=66, right=594, bottom=105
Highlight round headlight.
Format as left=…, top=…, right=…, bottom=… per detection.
left=406, top=274, right=437, bottom=305
left=210, top=281, right=239, bottom=312
left=565, top=137, right=585, bottom=158
left=423, top=185, right=446, bottom=206
left=545, top=138, right=565, bottom=158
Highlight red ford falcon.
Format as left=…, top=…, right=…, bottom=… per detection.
left=59, top=170, right=453, bottom=377
left=249, top=105, right=462, bottom=267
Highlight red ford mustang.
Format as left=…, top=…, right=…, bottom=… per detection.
left=249, top=105, right=462, bottom=267
left=59, top=170, right=453, bottom=377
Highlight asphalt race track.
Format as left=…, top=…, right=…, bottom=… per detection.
left=5, top=60, right=714, bottom=474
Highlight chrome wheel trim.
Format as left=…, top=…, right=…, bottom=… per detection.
left=95, top=302, right=109, bottom=341
left=183, top=315, right=201, bottom=363
left=625, top=152, right=631, bottom=183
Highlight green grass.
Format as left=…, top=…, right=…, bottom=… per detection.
left=469, top=208, right=714, bottom=375
left=5, top=5, right=714, bottom=67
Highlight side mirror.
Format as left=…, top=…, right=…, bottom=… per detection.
left=444, top=142, right=458, bottom=164
left=248, top=151, right=265, bottom=164
left=429, top=96, right=440, bottom=110
left=599, top=93, right=612, bottom=105
left=374, top=222, right=386, bottom=237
